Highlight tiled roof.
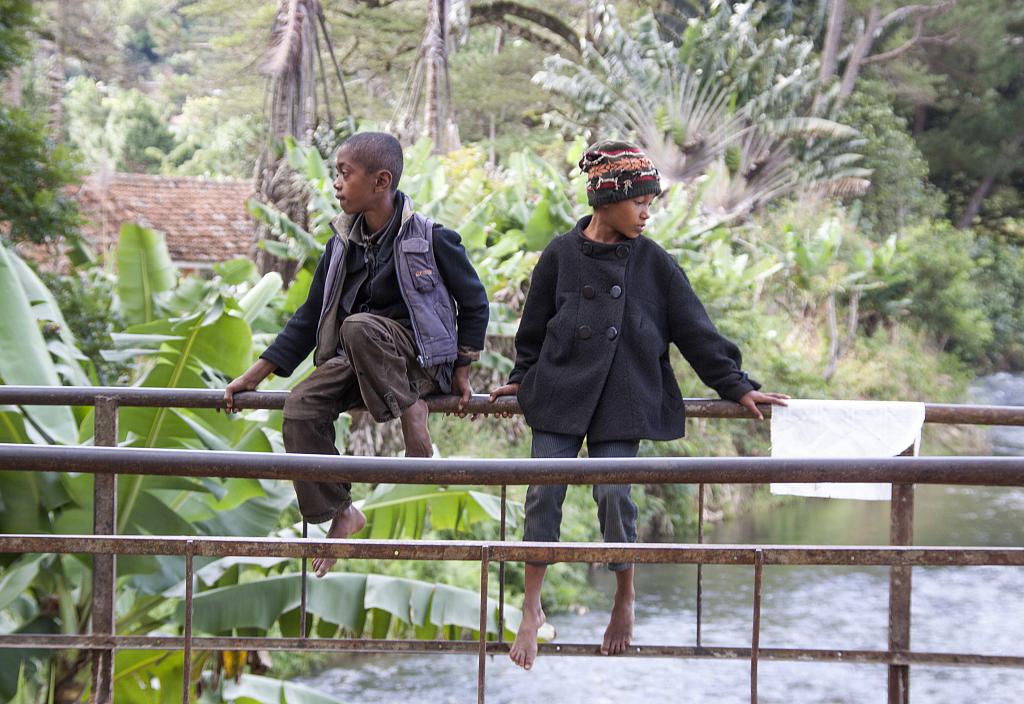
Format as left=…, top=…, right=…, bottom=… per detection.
left=72, top=172, right=255, bottom=266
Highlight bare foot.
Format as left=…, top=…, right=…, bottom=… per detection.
left=601, top=590, right=634, bottom=655
left=509, top=606, right=545, bottom=671
left=400, top=399, right=433, bottom=457
left=312, top=505, right=366, bottom=578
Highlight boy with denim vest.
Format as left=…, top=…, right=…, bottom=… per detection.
left=225, top=132, right=489, bottom=577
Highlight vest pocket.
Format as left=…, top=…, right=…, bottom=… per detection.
left=401, top=238, right=438, bottom=291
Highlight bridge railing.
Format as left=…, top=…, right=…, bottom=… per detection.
left=0, top=385, right=1022, bottom=704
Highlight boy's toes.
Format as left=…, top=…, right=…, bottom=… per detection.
left=312, top=557, right=336, bottom=578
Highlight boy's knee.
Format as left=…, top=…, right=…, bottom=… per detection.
left=595, top=484, right=633, bottom=508
left=340, top=313, right=377, bottom=348
left=283, top=387, right=326, bottom=421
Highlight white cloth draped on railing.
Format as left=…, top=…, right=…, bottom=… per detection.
left=769, top=399, right=927, bottom=500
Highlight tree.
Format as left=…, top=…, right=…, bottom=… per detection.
left=0, top=0, right=80, bottom=246
left=904, top=0, right=1024, bottom=231
left=536, top=2, right=869, bottom=223
left=251, top=0, right=355, bottom=280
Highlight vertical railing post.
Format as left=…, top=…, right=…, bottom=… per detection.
left=91, top=396, right=118, bottom=704
left=696, top=482, right=705, bottom=647
left=300, top=520, right=308, bottom=638
left=477, top=545, right=490, bottom=704
left=888, top=482, right=914, bottom=704
left=498, top=485, right=506, bottom=643
left=750, top=549, right=763, bottom=704
left=182, top=541, right=195, bottom=704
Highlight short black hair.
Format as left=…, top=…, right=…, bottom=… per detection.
left=339, top=132, right=404, bottom=191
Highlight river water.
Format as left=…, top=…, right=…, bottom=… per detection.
left=301, top=377, right=1024, bottom=703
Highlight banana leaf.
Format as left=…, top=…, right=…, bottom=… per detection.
left=117, top=223, right=177, bottom=326
left=0, top=243, right=79, bottom=444
left=223, top=674, right=344, bottom=704
left=355, top=484, right=523, bottom=540
left=175, top=571, right=553, bottom=642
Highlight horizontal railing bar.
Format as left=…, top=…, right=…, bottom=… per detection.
left=1, top=444, right=1023, bottom=485
left=1, top=386, right=1023, bottom=426
left=2, top=535, right=1023, bottom=566
left=2, top=635, right=1020, bottom=668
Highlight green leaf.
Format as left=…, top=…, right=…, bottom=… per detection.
left=178, top=571, right=545, bottom=641
left=284, top=269, right=313, bottom=314
left=0, top=556, right=43, bottom=612
left=238, top=273, right=284, bottom=324
left=0, top=408, right=30, bottom=443
left=215, top=258, right=259, bottom=285
left=10, top=251, right=91, bottom=386
left=223, top=674, right=345, bottom=704
left=523, top=195, right=555, bottom=251
left=0, top=243, right=78, bottom=444
left=0, top=472, right=51, bottom=533
left=117, top=223, right=177, bottom=326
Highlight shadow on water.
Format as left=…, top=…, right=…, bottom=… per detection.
left=300, top=378, right=1024, bottom=703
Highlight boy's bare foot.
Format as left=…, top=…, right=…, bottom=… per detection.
left=312, top=505, right=366, bottom=578
left=601, top=589, right=634, bottom=655
left=400, top=399, right=433, bottom=457
left=509, top=606, right=545, bottom=671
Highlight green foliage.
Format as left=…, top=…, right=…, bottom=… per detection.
left=64, top=77, right=176, bottom=174
left=890, top=223, right=993, bottom=362
left=0, top=242, right=82, bottom=443
left=535, top=2, right=868, bottom=221
left=117, top=222, right=178, bottom=326
left=0, top=107, right=81, bottom=245
left=904, top=0, right=1024, bottom=231
left=0, top=0, right=33, bottom=78
left=972, top=233, right=1024, bottom=369
left=839, top=82, right=945, bottom=236
left=38, top=268, right=128, bottom=385
left=165, top=96, right=263, bottom=177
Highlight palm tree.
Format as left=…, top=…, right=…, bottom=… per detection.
left=253, top=0, right=351, bottom=280
left=391, top=0, right=581, bottom=154
left=536, top=2, right=869, bottom=224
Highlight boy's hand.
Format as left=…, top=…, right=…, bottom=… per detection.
left=452, top=365, right=473, bottom=412
left=737, top=390, right=790, bottom=421
left=488, top=383, right=520, bottom=402
left=222, top=359, right=276, bottom=413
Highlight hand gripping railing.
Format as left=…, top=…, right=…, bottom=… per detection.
left=1, top=386, right=1023, bottom=704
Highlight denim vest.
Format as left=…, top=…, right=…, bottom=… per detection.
left=317, top=195, right=458, bottom=388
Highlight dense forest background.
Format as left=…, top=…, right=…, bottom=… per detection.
left=1, top=0, right=1023, bottom=701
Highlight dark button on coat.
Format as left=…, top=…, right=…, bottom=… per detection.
left=508, top=217, right=759, bottom=442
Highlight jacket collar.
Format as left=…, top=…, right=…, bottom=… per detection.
left=329, top=191, right=416, bottom=244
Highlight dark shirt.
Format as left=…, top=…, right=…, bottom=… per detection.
left=341, top=197, right=412, bottom=331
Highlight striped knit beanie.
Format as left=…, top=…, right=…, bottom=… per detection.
left=578, top=140, right=662, bottom=206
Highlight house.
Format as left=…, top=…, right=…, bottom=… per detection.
left=71, top=171, right=256, bottom=271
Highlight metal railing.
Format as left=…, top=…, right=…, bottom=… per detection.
left=0, top=386, right=1023, bottom=704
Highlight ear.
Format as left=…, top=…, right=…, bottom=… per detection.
left=375, top=169, right=394, bottom=193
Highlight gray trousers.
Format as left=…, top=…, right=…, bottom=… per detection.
left=282, top=313, right=436, bottom=524
left=523, top=430, right=640, bottom=571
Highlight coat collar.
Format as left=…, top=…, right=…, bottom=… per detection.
left=573, top=216, right=635, bottom=261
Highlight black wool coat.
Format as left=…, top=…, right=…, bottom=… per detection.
left=508, top=216, right=760, bottom=442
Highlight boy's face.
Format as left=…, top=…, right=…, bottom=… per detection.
left=601, top=194, right=656, bottom=239
left=333, top=145, right=392, bottom=214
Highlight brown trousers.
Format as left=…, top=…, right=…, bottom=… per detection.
left=283, top=313, right=435, bottom=523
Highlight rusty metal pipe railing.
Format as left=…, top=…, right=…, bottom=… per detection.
left=4, top=386, right=1024, bottom=704
left=3, top=535, right=1023, bottom=567
left=2, top=634, right=1021, bottom=668
left=4, top=633, right=1021, bottom=668
left=2, top=535, right=1023, bottom=683
left=2, top=386, right=1024, bottom=426
left=2, top=443, right=1024, bottom=485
